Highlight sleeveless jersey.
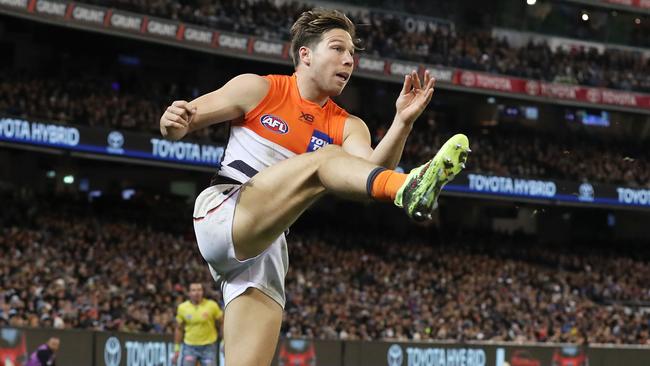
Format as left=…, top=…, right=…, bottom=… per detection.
left=218, top=74, right=349, bottom=183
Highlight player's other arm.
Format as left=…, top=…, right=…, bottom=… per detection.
left=172, top=317, right=184, bottom=364
left=174, top=320, right=184, bottom=345
left=342, top=71, right=435, bottom=169
left=159, top=74, right=270, bottom=141
left=342, top=115, right=408, bottom=169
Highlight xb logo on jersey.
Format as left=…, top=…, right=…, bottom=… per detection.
left=260, top=114, right=289, bottom=134
left=299, top=111, right=314, bottom=123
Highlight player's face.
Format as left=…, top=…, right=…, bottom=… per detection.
left=189, top=284, right=203, bottom=302
left=310, top=28, right=355, bottom=96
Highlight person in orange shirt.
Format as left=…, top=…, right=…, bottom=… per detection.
left=159, top=8, right=469, bottom=366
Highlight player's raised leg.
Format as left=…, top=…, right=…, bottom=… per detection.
left=224, top=135, right=469, bottom=365
left=232, top=134, right=470, bottom=260
left=231, top=144, right=374, bottom=259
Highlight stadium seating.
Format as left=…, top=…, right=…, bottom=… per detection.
left=1, top=193, right=648, bottom=344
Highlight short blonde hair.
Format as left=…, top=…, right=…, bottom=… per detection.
left=290, top=8, right=359, bottom=67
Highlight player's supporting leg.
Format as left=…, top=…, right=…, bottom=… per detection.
left=223, top=288, right=283, bottom=366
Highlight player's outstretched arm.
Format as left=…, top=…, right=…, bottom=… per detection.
left=159, top=74, right=269, bottom=140
left=342, top=70, right=435, bottom=169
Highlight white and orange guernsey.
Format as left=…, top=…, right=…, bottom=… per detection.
left=219, top=73, right=349, bottom=183
left=193, top=73, right=349, bottom=309
left=193, top=72, right=470, bottom=309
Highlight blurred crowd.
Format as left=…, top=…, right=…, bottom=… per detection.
left=3, top=72, right=649, bottom=187
left=0, top=76, right=160, bottom=133
left=3, top=0, right=650, bottom=349
left=0, top=192, right=202, bottom=334
left=284, top=232, right=650, bottom=344
left=371, top=110, right=650, bottom=188
left=0, top=73, right=228, bottom=142
left=470, top=131, right=650, bottom=188
left=73, top=0, right=650, bottom=93
left=1, top=193, right=649, bottom=344
left=373, top=30, right=650, bottom=93
left=401, top=126, right=650, bottom=188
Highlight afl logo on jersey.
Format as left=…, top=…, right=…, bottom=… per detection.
left=260, top=114, right=289, bottom=134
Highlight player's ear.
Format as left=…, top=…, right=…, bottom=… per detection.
left=299, top=46, right=311, bottom=66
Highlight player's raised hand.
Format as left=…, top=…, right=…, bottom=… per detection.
left=394, top=70, right=435, bottom=126
left=160, top=100, right=197, bottom=139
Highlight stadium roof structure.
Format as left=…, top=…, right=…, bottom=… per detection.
left=1, top=0, right=649, bottom=115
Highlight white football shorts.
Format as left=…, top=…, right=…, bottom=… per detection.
left=193, top=184, right=289, bottom=308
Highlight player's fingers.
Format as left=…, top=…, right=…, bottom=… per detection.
left=187, top=106, right=198, bottom=123
left=163, top=111, right=189, bottom=126
left=162, top=120, right=187, bottom=130
left=167, top=105, right=187, bottom=117
left=401, top=74, right=412, bottom=95
left=171, top=100, right=189, bottom=109
left=412, top=70, right=422, bottom=90
left=423, top=70, right=431, bottom=87
left=183, top=104, right=197, bottom=116
left=424, top=87, right=435, bottom=104
left=425, top=77, right=436, bottom=95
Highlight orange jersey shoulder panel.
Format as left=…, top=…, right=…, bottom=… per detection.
left=239, top=74, right=348, bottom=154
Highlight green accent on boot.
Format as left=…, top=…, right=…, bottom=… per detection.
left=395, top=134, right=470, bottom=220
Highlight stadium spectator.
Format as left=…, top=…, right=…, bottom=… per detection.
left=0, top=73, right=228, bottom=142
left=2, top=73, right=649, bottom=187
left=25, top=337, right=59, bottom=366
left=1, top=192, right=649, bottom=344
left=70, top=0, right=650, bottom=93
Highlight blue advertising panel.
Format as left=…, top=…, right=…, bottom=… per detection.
left=0, top=117, right=224, bottom=167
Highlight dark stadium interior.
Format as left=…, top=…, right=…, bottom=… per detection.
left=3, top=15, right=650, bottom=187
left=3, top=143, right=650, bottom=345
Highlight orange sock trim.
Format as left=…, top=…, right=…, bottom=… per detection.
left=370, top=170, right=407, bottom=201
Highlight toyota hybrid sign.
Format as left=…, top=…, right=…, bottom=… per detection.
left=385, top=344, right=486, bottom=366
left=96, top=332, right=174, bottom=366
left=2, top=328, right=650, bottom=366
left=0, top=117, right=224, bottom=168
